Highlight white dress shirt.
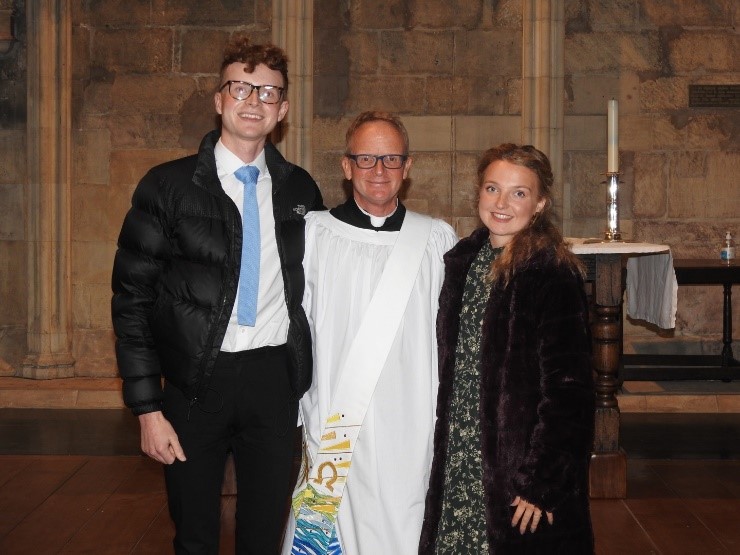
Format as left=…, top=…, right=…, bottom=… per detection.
left=215, top=139, right=289, bottom=351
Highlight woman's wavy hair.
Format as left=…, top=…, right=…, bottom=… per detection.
left=479, top=143, right=584, bottom=285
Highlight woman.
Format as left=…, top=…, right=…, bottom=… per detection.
left=419, top=144, right=595, bottom=554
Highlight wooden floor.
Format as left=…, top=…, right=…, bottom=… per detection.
left=1, top=410, right=739, bottom=553
left=2, top=457, right=739, bottom=553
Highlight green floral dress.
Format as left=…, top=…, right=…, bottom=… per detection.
left=435, top=241, right=501, bottom=555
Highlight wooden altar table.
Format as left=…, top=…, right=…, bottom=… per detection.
left=569, top=240, right=676, bottom=499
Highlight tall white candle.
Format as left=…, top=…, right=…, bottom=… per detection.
left=607, top=99, right=618, bottom=173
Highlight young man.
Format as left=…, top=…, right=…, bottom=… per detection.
left=285, top=112, right=457, bottom=555
left=112, top=36, right=323, bottom=554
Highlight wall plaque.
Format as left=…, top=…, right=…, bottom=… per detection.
left=688, top=84, right=740, bottom=108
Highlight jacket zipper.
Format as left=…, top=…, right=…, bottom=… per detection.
left=187, top=210, right=235, bottom=421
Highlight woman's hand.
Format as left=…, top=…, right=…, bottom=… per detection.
left=510, top=496, right=554, bottom=534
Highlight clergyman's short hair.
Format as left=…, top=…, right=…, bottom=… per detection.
left=344, top=111, right=410, bottom=154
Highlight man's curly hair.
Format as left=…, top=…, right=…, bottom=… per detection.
left=220, top=35, right=289, bottom=93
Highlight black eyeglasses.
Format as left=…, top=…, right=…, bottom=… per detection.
left=346, top=154, right=408, bottom=169
left=219, top=80, right=285, bottom=104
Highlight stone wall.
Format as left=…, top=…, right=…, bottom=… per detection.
left=562, top=0, right=739, bottom=345
left=312, top=0, right=524, bottom=237
left=0, top=0, right=737, bottom=380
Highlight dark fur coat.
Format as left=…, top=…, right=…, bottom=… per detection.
left=419, top=228, right=595, bottom=554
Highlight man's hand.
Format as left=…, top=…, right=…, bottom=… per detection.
left=138, top=411, right=186, bottom=464
left=510, top=495, right=554, bottom=534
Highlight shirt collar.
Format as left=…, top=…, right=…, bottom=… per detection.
left=215, top=138, right=268, bottom=180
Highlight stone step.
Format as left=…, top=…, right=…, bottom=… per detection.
left=0, top=377, right=124, bottom=409
left=1, top=377, right=739, bottom=412
left=619, top=380, right=740, bottom=413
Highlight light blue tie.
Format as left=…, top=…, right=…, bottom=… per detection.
left=235, top=165, right=261, bottom=326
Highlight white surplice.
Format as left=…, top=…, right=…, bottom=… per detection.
left=282, top=210, right=457, bottom=555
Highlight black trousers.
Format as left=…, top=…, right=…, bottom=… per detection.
left=163, top=345, right=297, bottom=555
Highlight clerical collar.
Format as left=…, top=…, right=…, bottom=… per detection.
left=330, top=198, right=406, bottom=231
left=357, top=200, right=398, bottom=228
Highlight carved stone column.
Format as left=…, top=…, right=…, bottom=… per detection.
left=21, top=0, right=75, bottom=378
left=522, top=0, right=566, bottom=230
left=272, top=0, right=314, bottom=171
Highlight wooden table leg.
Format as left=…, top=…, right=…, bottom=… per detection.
left=589, top=254, right=627, bottom=498
left=721, top=283, right=734, bottom=367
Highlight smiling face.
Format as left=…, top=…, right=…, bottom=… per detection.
left=214, top=62, right=289, bottom=158
left=341, top=120, right=412, bottom=217
left=478, top=160, right=547, bottom=248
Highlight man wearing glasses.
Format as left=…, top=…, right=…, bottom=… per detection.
left=284, top=112, right=457, bottom=554
left=112, top=36, right=323, bottom=554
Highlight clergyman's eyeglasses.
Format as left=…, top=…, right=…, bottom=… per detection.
left=345, top=154, right=409, bottom=169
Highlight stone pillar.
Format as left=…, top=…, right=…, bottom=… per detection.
left=522, top=0, right=567, bottom=230
left=21, top=0, right=75, bottom=379
left=272, top=0, right=313, bottom=171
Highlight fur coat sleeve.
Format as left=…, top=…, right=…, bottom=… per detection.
left=503, top=261, right=594, bottom=509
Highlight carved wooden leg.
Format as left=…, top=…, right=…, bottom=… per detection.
left=589, top=254, right=626, bottom=499
left=721, top=283, right=734, bottom=367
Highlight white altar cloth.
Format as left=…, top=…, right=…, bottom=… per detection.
left=567, top=239, right=677, bottom=329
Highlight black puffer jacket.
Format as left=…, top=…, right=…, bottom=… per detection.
left=111, top=130, right=324, bottom=415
